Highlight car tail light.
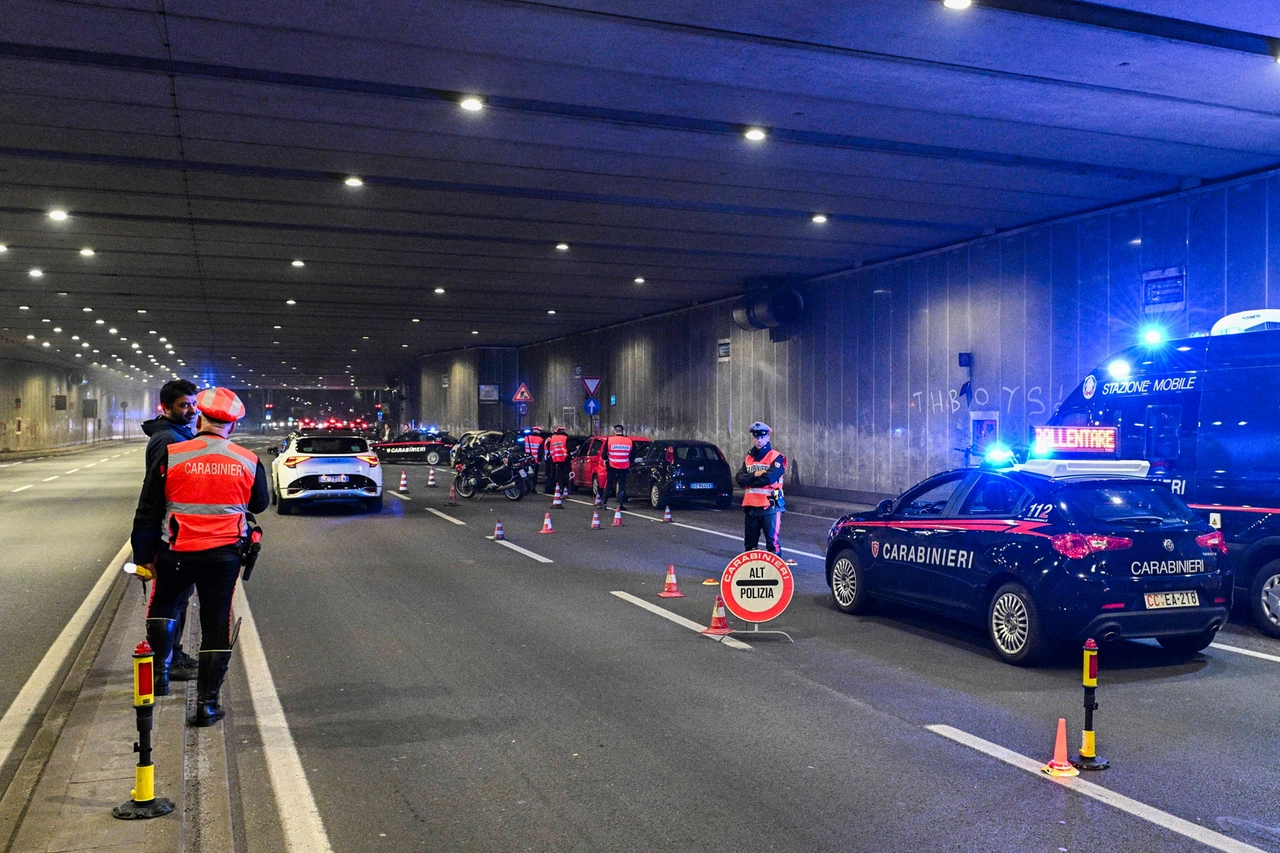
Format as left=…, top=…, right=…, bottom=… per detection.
left=282, top=455, right=311, bottom=468
left=1050, top=533, right=1133, bottom=559
left=357, top=454, right=380, bottom=467
left=1196, top=531, right=1228, bottom=555
left=1100, top=602, right=1126, bottom=610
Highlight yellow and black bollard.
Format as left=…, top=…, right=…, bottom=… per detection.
left=1072, top=637, right=1109, bottom=771
left=112, top=640, right=175, bottom=819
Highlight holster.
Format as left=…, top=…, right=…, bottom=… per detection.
left=240, top=516, right=264, bottom=581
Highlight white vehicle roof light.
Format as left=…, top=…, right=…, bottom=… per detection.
left=1210, top=309, right=1280, bottom=336
left=1014, top=459, right=1150, bottom=479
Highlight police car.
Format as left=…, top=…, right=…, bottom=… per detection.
left=269, top=432, right=384, bottom=514
left=824, top=457, right=1231, bottom=665
left=371, top=430, right=456, bottom=465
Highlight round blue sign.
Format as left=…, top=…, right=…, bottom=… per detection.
left=517, top=402, right=529, bottom=416
left=584, top=397, right=601, bottom=415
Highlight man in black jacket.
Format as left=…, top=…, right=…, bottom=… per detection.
left=140, top=379, right=200, bottom=680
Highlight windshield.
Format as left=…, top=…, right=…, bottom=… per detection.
left=296, top=436, right=368, bottom=454
left=1058, top=482, right=1196, bottom=526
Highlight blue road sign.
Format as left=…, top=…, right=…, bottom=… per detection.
left=584, top=397, right=601, bottom=415
left=517, top=402, right=529, bottom=416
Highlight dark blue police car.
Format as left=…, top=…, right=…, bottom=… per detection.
left=824, top=458, right=1231, bottom=665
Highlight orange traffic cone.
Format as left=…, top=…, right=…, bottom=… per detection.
left=594, top=492, right=602, bottom=507
left=702, top=595, right=732, bottom=636
left=1041, top=718, right=1080, bottom=777
left=612, top=508, right=623, bottom=527
left=493, top=521, right=504, bottom=540
left=552, top=485, right=563, bottom=508
left=427, top=468, right=437, bottom=487
left=398, top=471, right=409, bottom=492
left=539, top=513, right=555, bottom=534
left=590, top=510, right=601, bottom=529
left=447, top=483, right=458, bottom=506
left=657, top=564, right=684, bottom=598
left=702, top=577, right=717, bottom=586
left=662, top=505, right=673, bottom=523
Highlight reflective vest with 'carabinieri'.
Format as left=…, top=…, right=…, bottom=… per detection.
left=742, top=449, right=785, bottom=508
left=606, top=436, right=633, bottom=469
left=163, top=436, right=258, bottom=552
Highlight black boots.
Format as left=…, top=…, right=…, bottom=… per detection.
left=192, top=650, right=232, bottom=727
left=145, top=618, right=177, bottom=697
left=170, top=648, right=198, bottom=681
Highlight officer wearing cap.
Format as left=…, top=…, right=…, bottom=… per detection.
left=131, top=387, right=269, bottom=726
left=545, top=426, right=571, bottom=495
left=602, top=423, right=633, bottom=510
left=735, top=422, right=788, bottom=557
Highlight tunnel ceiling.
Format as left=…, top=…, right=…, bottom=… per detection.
left=1, top=0, right=1279, bottom=390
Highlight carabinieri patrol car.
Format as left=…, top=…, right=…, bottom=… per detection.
left=824, top=457, right=1231, bottom=665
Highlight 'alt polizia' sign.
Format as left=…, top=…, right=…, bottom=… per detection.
left=720, top=550, right=794, bottom=623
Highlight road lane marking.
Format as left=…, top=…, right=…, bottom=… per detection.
left=568, top=498, right=823, bottom=559
left=493, top=539, right=553, bottom=563
left=41, top=476, right=58, bottom=482
left=111, top=454, right=121, bottom=458
left=610, top=591, right=752, bottom=650
left=84, top=463, right=96, bottom=468
left=1210, top=642, right=1280, bottom=664
left=234, top=587, right=334, bottom=853
left=10, top=485, right=32, bottom=492
left=64, top=468, right=80, bottom=474
left=387, top=490, right=411, bottom=501
left=0, top=540, right=130, bottom=772
left=424, top=507, right=465, bottom=525
left=926, top=724, right=1267, bottom=853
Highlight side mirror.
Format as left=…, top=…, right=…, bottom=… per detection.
left=876, top=499, right=893, bottom=516
left=267, top=447, right=278, bottom=456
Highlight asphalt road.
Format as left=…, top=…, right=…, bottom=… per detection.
left=216, top=462, right=1280, bottom=853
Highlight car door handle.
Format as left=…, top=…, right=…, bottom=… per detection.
left=912, top=529, right=936, bottom=537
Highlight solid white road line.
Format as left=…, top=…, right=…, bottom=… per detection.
left=234, top=587, right=334, bottom=853
left=0, top=540, right=130, bottom=771
left=494, top=539, right=553, bottom=563
left=1210, top=641, right=1280, bottom=664
left=611, top=591, right=752, bottom=650
left=10, top=485, right=31, bottom=493
left=424, top=507, right=465, bottom=525
left=926, top=724, right=1267, bottom=853
left=387, top=490, right=411, bottom=501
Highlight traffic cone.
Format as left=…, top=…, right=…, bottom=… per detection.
left=662, top=505, right=672, bottom=523
left=657, top=564, right=684, bottom=598
left=590, top=510, right=601, bottom=529
left=594, top=492, right=602, bottom=507
left=398, top=471, right=409, bottom=492
left=447, top=483, right=458, bottom=506
left=702, top=595, right=732, bottom=636
left=1041, top=718, right=1080, bottom=777
left=552, top=485, right=563, bottom=508
left=493, top=521, right=504, bottom=540
left=612, top=508, right=623, bottom=527
left=539, top=513, right=555, bottom=534
left=702, top=577, right=717, bottom=585
left=427, top=468, right=437, bottom=487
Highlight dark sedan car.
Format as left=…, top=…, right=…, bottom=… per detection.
left=627, top=440, right=733, bottom=509
left=824, top=459, right=1231, bottom=665
left=371, top=430, right=456, bottom=465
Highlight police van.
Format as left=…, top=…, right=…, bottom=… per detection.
left=1044, top=309, right=1280, bottom=637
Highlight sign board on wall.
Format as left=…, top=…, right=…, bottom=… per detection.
left=717, top=339, right=731, bottom=362
left=441, top=374, right=450, bottom=388
left=479, top=384, right=499, bottom=403
left=1142, top=267, right=1186, bottom=314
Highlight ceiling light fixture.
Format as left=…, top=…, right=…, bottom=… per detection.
left=28, top=268, right=42, bottom=278
left=0, top=244, right=7, bottom=252
left=108, top=327, right=118, bottom=334
left=434, top=287, right=445, bottom=294
left=634, top=277, right=645, bottom=284
left=80, top=247, right=94, bottom=256
left=48, top=209, right=68, bottom=221
left=137, top=309, right=147, bottom=314
left=942, top=0, right=973, bottom=8
left=344, top=176, right=363, bottom=187
left=744, top=127, right=767, bottom=141
left=555, top=243, right=569, bottom=251
left=460, top=96, right=484, bottom=111
left=412, top=318, right=420, bottom=323
left=292, top=260, right=305, bottom=267
left=547, top=309, right=556, bottom=315
left=286, top=299, right=296, bottom=305
left=812, top=214, right=828, bottom=224
left=471, top=330, right=479, bottom=335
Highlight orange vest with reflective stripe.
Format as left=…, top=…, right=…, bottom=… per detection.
left=606, top=436, right=633, bottom=469
left=524, top=434, right=544, bottom=458
left=741, top=449, right=785, bottom=508
left=546, top=434, right=569, bottom=462
left=163, top=436, right=257, bottom=552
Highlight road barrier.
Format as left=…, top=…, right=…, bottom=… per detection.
left=658, top=564, right=684, bottom=598
left=112, top=641, right=174, bottom=820
left=1041, top=718, right=1079, bottom=777
left=1073, top=638, right=1109, bottom=770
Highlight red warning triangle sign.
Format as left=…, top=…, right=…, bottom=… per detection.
left=581, top=376, right=602, bottom=397
left=511, top=383, right=533, bottom=403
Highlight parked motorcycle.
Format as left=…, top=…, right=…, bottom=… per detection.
left=453, top=449, right=527, bottom=500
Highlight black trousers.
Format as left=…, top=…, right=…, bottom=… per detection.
left=549, top=460, right=571, bottom=492
left=605, top=466, right=628, bottom=505
left=744, top=509, right=782, bottom=554
left=147, top=546, right=241, bottom=650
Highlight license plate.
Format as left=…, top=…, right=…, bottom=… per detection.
left=1144, top=590, right=1199, bottom=609
left=690, top=482, right=714, bottom=489
left=318, top=474, right=349, bottom=483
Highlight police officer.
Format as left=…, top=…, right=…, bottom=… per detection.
left=602, top=424, right=632, bottom=509
left=140, top=379, right=200, bottom=681
left=523, top=426, right=545, bottom=492
left=131, top=387, right=269, bottom=726
left=545, top=426, right=571, bottom=494
left=735, top=422, right=788, bottom=558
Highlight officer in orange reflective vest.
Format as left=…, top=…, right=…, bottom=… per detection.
left=131, top=387, right=269, bottom=726
left=602, top=423, right=633, bottom=510
left=523, top=426, right=545, bottom=491
left=545, top=427, right=571, bottom=495
left=735, top=422, right=788, bottom=557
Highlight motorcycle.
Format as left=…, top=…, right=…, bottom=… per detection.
left=453, top=449, right=527, bottom=500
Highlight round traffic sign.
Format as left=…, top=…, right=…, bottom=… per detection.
left=517, top=402, right=529, bottom=416
left=584, top=397, right=601, bottom=415
left=720, top=550, right=793, bottom=623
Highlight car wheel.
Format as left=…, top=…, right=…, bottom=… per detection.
left=276, top=496, right=292, bottom=515
left=366, top=496, right=383, bottom=513
left=987, top=582, right=1049, bottom=666
left=1157, top=627, right=1218, bottom=654
left=1249, top=558, right=1280, bottom=638
left=426, top=450, right=441, bottom=465
left=593, top=476, right=604, bottom=498
left=829, top=550, right=872, bottom=614
left=649, top=483, right=665, bottom=509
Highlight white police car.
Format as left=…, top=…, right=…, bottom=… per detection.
left=269, top=432, right=384, bottom=514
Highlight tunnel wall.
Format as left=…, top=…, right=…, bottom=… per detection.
left=424, top=170, right=1280, bottom=501
left=0, top=354, right=154, bottom=454
left=417, top=347, right=519, bottom=434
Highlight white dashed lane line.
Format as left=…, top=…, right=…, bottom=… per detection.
left=41, top=476, right=58, bottom=482
left=387, top=490, right=411, bottom=501
left=490, top=538, right=553, bottom=563
left=1210, top=642, right=1280, bottom=664
left=611, top=591, right=752, bottom=650
left=424, top=507, right=464, bottom=525
left=11, top=485, right=31, bottom=493
left=64, top=469, right=80, bottom=474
